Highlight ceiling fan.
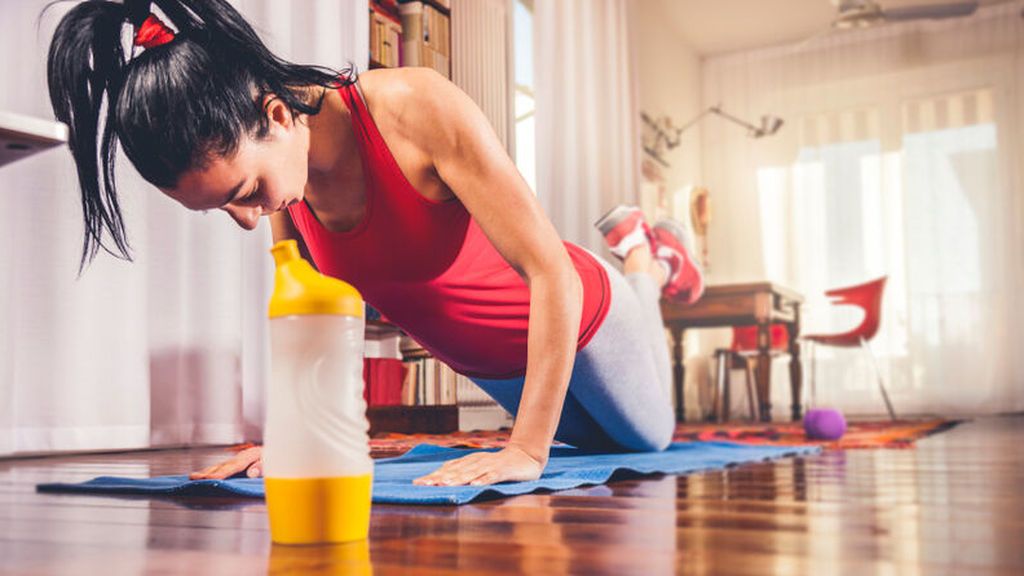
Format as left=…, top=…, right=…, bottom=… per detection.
left=828, top=0, right=979, bottom=29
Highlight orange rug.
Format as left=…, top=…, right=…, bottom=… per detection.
left=365, top=418, right=962, bottom=458
left=671, top=418, right=961, bottom=450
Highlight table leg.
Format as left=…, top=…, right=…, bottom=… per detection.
left=722, top=354, right=732, bottom=422
left=788, top=306, right=803, bottom=422
left=713, top=350, right=727, bottom=422
left=756, top=321, right=772, bottom=422
left=670, top=325, right=685, bottom=422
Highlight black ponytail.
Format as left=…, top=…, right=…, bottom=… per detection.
left=47, top=1, right=132, bottom=276
left=45, top=0, right=356, bottom=276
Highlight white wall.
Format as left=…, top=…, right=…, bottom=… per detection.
left=630, top=0, right=703, bottom=192
left=629, top=1, right=725, bottom=421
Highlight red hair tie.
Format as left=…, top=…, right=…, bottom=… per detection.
left=133, top=14, right=176, bottom=49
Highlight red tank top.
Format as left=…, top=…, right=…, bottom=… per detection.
left=287, top=78, right=611, bottom=379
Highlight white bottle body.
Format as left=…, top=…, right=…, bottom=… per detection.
left=263, top=314, right=372, bottom=478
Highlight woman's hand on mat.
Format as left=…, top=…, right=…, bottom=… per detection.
left=412, top=444, right=546, bottom=487
left=189, top=446, right=263, bottom=480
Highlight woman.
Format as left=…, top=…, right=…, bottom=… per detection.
left=47, top=0, right=704, bottom=487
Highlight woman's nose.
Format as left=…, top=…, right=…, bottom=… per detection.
left=222, top=204, right=261, bottom=230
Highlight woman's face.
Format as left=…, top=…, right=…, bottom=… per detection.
left=161, top=99, right=310, bottom=230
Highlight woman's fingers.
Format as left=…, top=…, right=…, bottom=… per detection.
left=190, top=466, right=230, bottom=480
left=413, top=456, right=472, bottom=483
left=246, top=457, right=263, bottom=478
left=414, top=454, right=492, bottom=486
left=412, top=447, right=544, bottom=486
left=190, top=447, right=262, bottom=480
left=436, top=452, right=485, bottom=469
left=467, top=470, right=498, bottom=486
left=427, top=461, right=494, bottom=486
left=439, top=459, right=489, bottom=482
left=190, top=461, right=242, bottom=480
left=189, top=463, right=222, bottom=480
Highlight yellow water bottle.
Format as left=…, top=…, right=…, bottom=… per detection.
left=264, top=240, right=373, bottom=545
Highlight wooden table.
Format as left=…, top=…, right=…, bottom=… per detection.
left=661, top=283, right=804, bottom=423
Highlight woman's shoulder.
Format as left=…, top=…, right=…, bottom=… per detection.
left=357, top=66, right=447, bottom=103
left=355, top=68, right=453, bottom=127
left=353, top=68, right=458, bottom=203
left=356, top=67, right=460, bottom=152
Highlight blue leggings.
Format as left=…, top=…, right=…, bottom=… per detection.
left=469, top=252, right=675, bottom=452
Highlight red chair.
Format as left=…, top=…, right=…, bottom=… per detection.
left=802, top=276, right=896, bottom=420
left=711, top=324, right=788, bottom=422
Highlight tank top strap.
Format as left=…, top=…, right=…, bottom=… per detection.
left=337, top=76, right=387, bottom=162
left=337, top=75, right=413, bottom=197
left=351, top=77, right=369, bottom=109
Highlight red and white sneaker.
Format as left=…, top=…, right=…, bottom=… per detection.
left=651, top=218, right=705, bottom=304
left=594, top=205, right=654, bottom=261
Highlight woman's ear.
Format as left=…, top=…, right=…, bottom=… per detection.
left=262, top=93, right=294, bottom=131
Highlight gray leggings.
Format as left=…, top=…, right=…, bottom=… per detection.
left=469, top=251, right=675, bottom=452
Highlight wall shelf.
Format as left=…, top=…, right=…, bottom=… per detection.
left=0, top=111, right=68, bottom=168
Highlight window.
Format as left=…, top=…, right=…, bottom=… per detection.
left=513, top=0, right=536, bottom=194
left=756, top=87, right=1003, bottom=406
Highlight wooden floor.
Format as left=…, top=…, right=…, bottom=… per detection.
left=1, top=416, right=1021, bottom=575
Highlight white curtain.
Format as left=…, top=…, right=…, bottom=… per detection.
left=534, top=0, right=641, bottom=257
left=701, top=2, right=1024, bottom=417
left=0, top=0, right=367, bottom=456
left=451, top=0, right=512, bottom=154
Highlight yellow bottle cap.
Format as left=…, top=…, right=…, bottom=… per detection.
left=268, top=240, right=364, bottom=319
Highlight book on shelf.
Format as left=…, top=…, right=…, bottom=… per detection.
left=398, top=1, right=451, bottom=78
left=362, top=358, right=403, bottom=406
left=369, top=1, right=403, bottom=68
left=363, top=332, right=515, bottom=431
left=362, top=327, right=403, bottom=407
left=366, top=326, right=514, bottom=432
left=365, top=330, right=457, bottom=408
left=397, top=335, right=514, bottom=431
left=371, top=0, right=451, bottom=73
left=398, top=355, right=461, bottom=407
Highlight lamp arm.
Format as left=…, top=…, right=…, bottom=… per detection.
left=708, top=106, right=763, bottom=135
left=671, top=108, right=714, bottom=142
left=640, top=103, right=780, bottom=167
left=671, top=105, right=762, bottom=140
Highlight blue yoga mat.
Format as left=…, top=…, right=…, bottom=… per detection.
left=37, top=441, right=820, bottom=505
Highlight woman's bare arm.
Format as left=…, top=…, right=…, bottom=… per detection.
left=395, top=69, right=582, bottom=483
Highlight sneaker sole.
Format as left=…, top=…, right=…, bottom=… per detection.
left=594, top=205, right=640, bottom=236
left=653, top=219, right=705, bottom=302
left=653, top=218, right=697, bottom=259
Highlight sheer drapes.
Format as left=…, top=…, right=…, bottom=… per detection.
left=0, top=0, right=367, bottom=455
left=534, top=0, right=641, bottom=257
left=702, top=2, right=1024, bottom=417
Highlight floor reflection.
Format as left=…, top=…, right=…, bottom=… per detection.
left=3, top=418, right=1020, bottom=573
left=268, top=541, right=372, bottom=575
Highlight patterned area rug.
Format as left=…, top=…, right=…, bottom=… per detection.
left=362, top=418, right=962, bottom=458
